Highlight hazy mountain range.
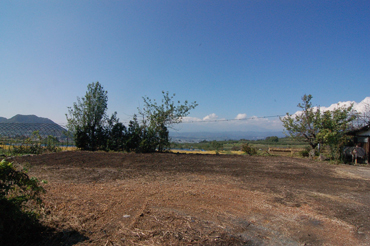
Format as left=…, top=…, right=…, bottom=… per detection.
left=0, top=115, right=67, bottom=138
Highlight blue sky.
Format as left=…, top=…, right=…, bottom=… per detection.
left=1, top=1, right=369, bottom=132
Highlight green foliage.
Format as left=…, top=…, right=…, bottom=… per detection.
left=124, top=115, right=142, bottom=152
left=231, top=145, right=241, bottom=151
left=299, top=147, right=310, bottom=157
left=241, top=143, right=257, bottom=155
left=316, top=106, right=356, bottom=160
left=281, top=94, right=322, bottom=149
left=281, top=94, right=356, bottom=160
left=140, top=91, right=198, bottom=128
left=0, top=159, right=46, bottom=244
left=137, top=91, right=198, bottom=153
left=11, top=131, right=61, bottom=155
left=265, top=136, right=279, bottom=142
left=65, top=85, right=197, bottom=153
left=122, top=115, right=170, bottom=153
left=107, top=122, right=127, bottom=151
left=211, top=141, right=223, bottom=153
left=44, top=135, right=59, bottom=152
left=66, top=82, right=115, bottom=151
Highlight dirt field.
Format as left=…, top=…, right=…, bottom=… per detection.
left=9, top=151, right=370, bottom=245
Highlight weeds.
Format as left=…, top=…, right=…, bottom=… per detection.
left=241, top=143, right=257, bottom=155
left=0, top=159, right=46, bottom=245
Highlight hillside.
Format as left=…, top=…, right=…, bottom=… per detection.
left=1, top=114, right=56, bottom=124
left=0, top=115, right=67, bottom=138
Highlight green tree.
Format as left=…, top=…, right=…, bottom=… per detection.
left=211, top=140, right=222, bottom=154
left=265, top=136, right=279, bottom=142
left=106, top=113, right=127, bottom=151
left=66, top=82, right=113, bottom=151
left=124, top=115, right=142, bottom=153
left=281, top=94, right=356, bottom=159
left=316, top=106, right=356, bottom=159
left=281, top=94, right=322, bottom=149
left=138, top=91, right=198, bottom=152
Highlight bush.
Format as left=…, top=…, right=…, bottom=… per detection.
left=0, top=159, right=46, bottom=245
left=241, top=143, right=257, bottom=155
left=265, top=136, right=279, bottom=142
left=231, top=145, right=241, bottom=151
left=299, top=149, right=310, bottom=157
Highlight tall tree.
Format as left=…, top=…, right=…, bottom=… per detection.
left=138, top=91, right=198, bottom=152
left=281, top=94, right=356, bottom=159
left=281, top=94, right=322, bottom=149
left=66, top=82, right=110, bottom=150
left=316, top=105, right=357, bottom=159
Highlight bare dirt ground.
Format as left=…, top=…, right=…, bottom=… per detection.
left=10, top=151, right=370, bottom=245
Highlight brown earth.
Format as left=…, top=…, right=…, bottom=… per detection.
left=9, top=151, right=370, bottom=245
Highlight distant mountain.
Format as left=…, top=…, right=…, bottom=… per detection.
left=5, top=114, right=56, bottom=124
left=0, top=115, right=67, bottom=138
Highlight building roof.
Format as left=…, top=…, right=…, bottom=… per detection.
left=347, top=124, right=370, bottom=137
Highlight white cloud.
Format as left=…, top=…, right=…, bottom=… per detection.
left=290, top=97, right=370, bottom=117
left=203, top=113, right=219, bottom=121
left=235, top=113, right=247, bottom=120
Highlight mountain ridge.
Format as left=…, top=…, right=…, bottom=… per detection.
left=0, top=115, right=67, bottom=138
left=0, top=114, right=56, bottom=124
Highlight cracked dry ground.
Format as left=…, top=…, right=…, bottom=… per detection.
left=11, top=151, right=370, bottom=245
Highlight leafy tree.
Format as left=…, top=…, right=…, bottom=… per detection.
left=211, top=140, right=222, bottom=153
left=66, top=82, right=114, bottom=151
left=138, top=91, right=198, bottom=152
left=281, top=94, right=322, bottom=149
left=106, top=120, right=127, bottom=151
left=281, top=94, right=356, bottom=159
left=265, top=136, right=279, bottom=142
left=316, top=105, right=356, bottom=159
left=124, top=115, right=142, bottom=153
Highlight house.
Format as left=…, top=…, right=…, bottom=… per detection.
left=347, top=124, right=370, bottom=164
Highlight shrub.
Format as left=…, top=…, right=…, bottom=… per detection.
left=241, top=143, right=257, bottom=155
left=299, top=149, right=310, bottom=157
left=231, top=145, right=241, bottom=151
left=0, top=159, right=46, bottom=245
left=211, top=141, right=223, bottom=154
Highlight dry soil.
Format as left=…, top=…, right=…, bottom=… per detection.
left=10, top=151, right=370, bottom=245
